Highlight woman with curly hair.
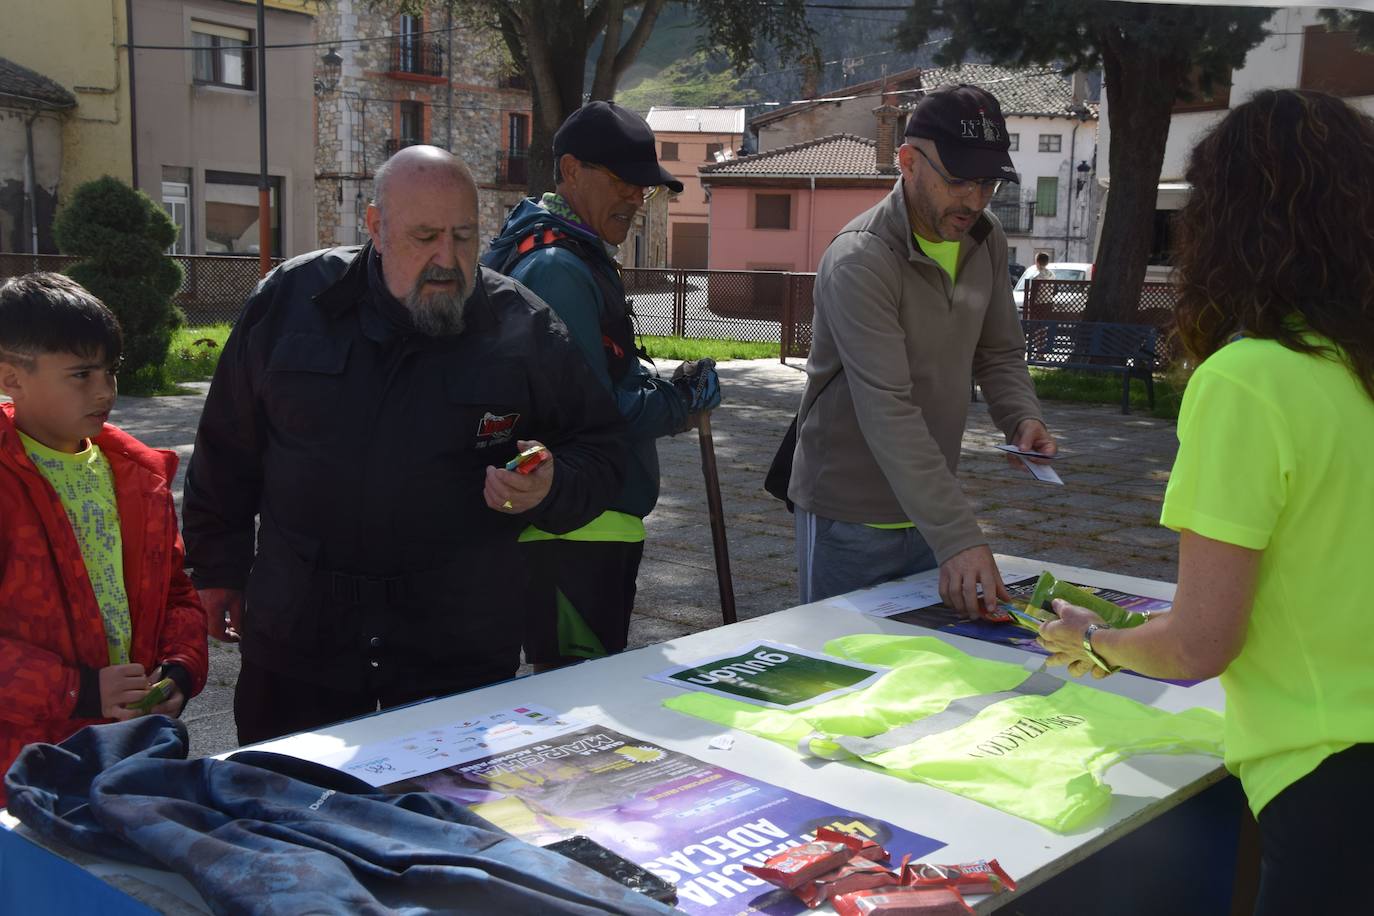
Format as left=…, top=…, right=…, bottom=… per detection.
left=1039, top=88, right=1374, bottom=914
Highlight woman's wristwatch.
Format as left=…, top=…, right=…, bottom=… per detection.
left=1082, top=623, right=1121, bottom=673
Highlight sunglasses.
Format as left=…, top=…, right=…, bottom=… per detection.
left=911, top=146, right=1003, bottom=198
left=582, top=162, right=663, bottom=202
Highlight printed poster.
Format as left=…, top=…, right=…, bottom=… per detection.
left=647, top=641, right=886, bottom=709
left=308, top=705, right=586, bottom=787
left=385, top=723, right=944, bottom=916
left=891, top=575, right=1197, bottom=686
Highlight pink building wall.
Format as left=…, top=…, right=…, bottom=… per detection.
left=706, top=183, right=894, bottom=273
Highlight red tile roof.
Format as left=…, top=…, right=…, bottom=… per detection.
left=700, top=133, right=893, bottom=178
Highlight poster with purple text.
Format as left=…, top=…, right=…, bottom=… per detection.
left=385, top=722, right=945, bottom=915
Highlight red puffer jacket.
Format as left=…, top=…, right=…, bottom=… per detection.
left=0, top=403, right=207, bottom=805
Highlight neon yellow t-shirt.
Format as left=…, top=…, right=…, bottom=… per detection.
left=519, top=510, right=646, bottom=544
left=914, top=233, right=959, bottom=284
left=1161, top=335, right=1374, bottom=817
left=20, top=432, right=132, bottom=665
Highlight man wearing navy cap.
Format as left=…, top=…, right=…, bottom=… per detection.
left=789, top=83, right=1057, bottom=616
left=485, top=101, right=722, bottom=670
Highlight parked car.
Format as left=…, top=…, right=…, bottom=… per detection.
left=1012, top=262, right=1092, bottom=315
left=1007, top=262, right=1026, bottom=288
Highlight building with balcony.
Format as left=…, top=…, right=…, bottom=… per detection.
left=644, top=107, right=744, bottom=268
left=313, top=1, right=533, bottom=250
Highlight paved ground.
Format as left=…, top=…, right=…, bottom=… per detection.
left=110, top=359, right=1182, bottom=759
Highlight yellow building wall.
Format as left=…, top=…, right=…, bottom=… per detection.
left=0, top=0, right=134, bottom=195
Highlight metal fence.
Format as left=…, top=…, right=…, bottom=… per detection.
left=0, top=253, right=274, bottom=327
left=1025, top=278, right=1181, bottom=365
left=622, top=268, right=815, bottom=360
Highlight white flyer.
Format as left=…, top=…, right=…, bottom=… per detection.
left=829, top=575, right=945, bottom=617
left=312, top=704, right=586, bottom=787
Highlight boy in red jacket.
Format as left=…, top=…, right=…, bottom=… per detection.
left=0, top=273, right=207, bottom=804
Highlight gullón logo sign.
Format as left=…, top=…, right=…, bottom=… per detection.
left=651, top=641, right=887, bottom=710
left=682, top=649, right=792, bottom=686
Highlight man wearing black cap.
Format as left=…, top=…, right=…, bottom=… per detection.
left=484, top=101, right=722, bottom=670
left=789, top=84, right=1056, bottom=617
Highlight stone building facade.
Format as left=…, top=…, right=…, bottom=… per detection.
left=312, top=0, right=532, bottom=250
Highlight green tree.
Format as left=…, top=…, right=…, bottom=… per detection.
left=52, top=176, right=183, bottom=391
left=896, top=1, right=1275, bottom=323
left=392, top=1, right=815, bottom=197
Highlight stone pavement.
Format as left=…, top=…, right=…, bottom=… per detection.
left=109, top=359, right=1182, bottom=759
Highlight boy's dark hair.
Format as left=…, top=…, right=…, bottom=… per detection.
left=1035, top=252, right=1050, bottom=267
left=0, top=272, right=123, bottom=370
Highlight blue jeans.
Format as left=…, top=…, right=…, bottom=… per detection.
left=795, top=508, right=938, bottom=604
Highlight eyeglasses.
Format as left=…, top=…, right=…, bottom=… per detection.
left=582, top=162, right=662, bottom=202
left=911, top=146, right=1002, bottom=198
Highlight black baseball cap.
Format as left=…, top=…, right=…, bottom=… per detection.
left=905, top=84, right=1019, bottom=183
left=553, top=101, right=685, bottom=193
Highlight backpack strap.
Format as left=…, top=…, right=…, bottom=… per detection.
left=499, top=223, right=639, bottom=382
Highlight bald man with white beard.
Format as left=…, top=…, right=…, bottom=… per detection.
left=184, top=146, right=627, bottom=744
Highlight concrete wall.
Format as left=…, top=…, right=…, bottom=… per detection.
left=757, top=98, right=900, bottom=153
left=0, top=0, right=133, bottom=205
left=706, top=183, right=891, bottom=273
left=132, top=0, right=317, bottom=256
left=0, top=108, right=65, bottom=253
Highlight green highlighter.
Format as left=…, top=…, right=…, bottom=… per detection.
left=1025, top=571, right=1150, bottom=630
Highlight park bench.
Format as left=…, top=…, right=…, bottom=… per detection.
left=1021, top=319, right=1158, bottom=414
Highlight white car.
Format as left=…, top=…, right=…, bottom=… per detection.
left=1012, top=262, right=1092, bottom=314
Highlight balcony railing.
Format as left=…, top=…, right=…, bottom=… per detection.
left=389, top=38, right=444, bottom=78
left=385, top=137, right=421, bottom=158
left=498, top=150, right=529, bottom=187
left=989, top=198, right=1035, bottom=235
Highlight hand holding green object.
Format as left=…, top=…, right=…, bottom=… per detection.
left=129, top=677, right=175, bottom=713
left=1026, top=571, right=1149, bottom=630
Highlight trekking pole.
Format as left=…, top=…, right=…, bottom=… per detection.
left=695, top=410, right=737, bottom=624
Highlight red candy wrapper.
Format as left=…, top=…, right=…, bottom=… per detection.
left=743, top=840, right=854, bottom=890
left=796, top=857, right=898, bottom=908
left=901, top=858, right=1017, bottom=895
left=832, top=886, right=975, bottom=916
left=814, top=827, right=890, bottom=863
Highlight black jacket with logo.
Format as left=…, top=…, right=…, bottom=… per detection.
left=182, top=244, right=626, bottom=695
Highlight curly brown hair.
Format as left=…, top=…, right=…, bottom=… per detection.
left=1172, top=89, right=1374, bottom=401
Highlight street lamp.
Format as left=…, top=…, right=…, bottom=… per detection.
left=314, top=46, right=343, bottom=96
left=1075, top=159, right=1092, bottom=194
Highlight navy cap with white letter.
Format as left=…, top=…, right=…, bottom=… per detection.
left=905, top=84, right=1020, bottom=183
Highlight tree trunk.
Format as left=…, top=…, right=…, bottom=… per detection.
left=1084, top=31, right=1190, bottom=325
left=518, top=0, right=587, bottom=198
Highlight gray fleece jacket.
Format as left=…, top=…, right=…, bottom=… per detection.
left=789, top=179, right=1043, bottom=564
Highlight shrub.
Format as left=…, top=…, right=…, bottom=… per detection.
left=52, top=176, right=184, bottom=390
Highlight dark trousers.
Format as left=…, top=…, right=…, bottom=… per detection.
left=234, top=657, right=430, bottom=746
left=521, top=539, right=645, bottom=667
left=1253, top=742, right=1374, bottom=915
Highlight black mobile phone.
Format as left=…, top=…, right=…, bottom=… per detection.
left=545, top=835, right=678, bottom=905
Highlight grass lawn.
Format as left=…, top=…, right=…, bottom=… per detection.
left=1029, top=367, right=1183, bottom=420
left=120, top=324, right=232, bottom=397
left=640, top=335, right=780, bottom=362
left=123, top=327, right=1182, bottom=421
